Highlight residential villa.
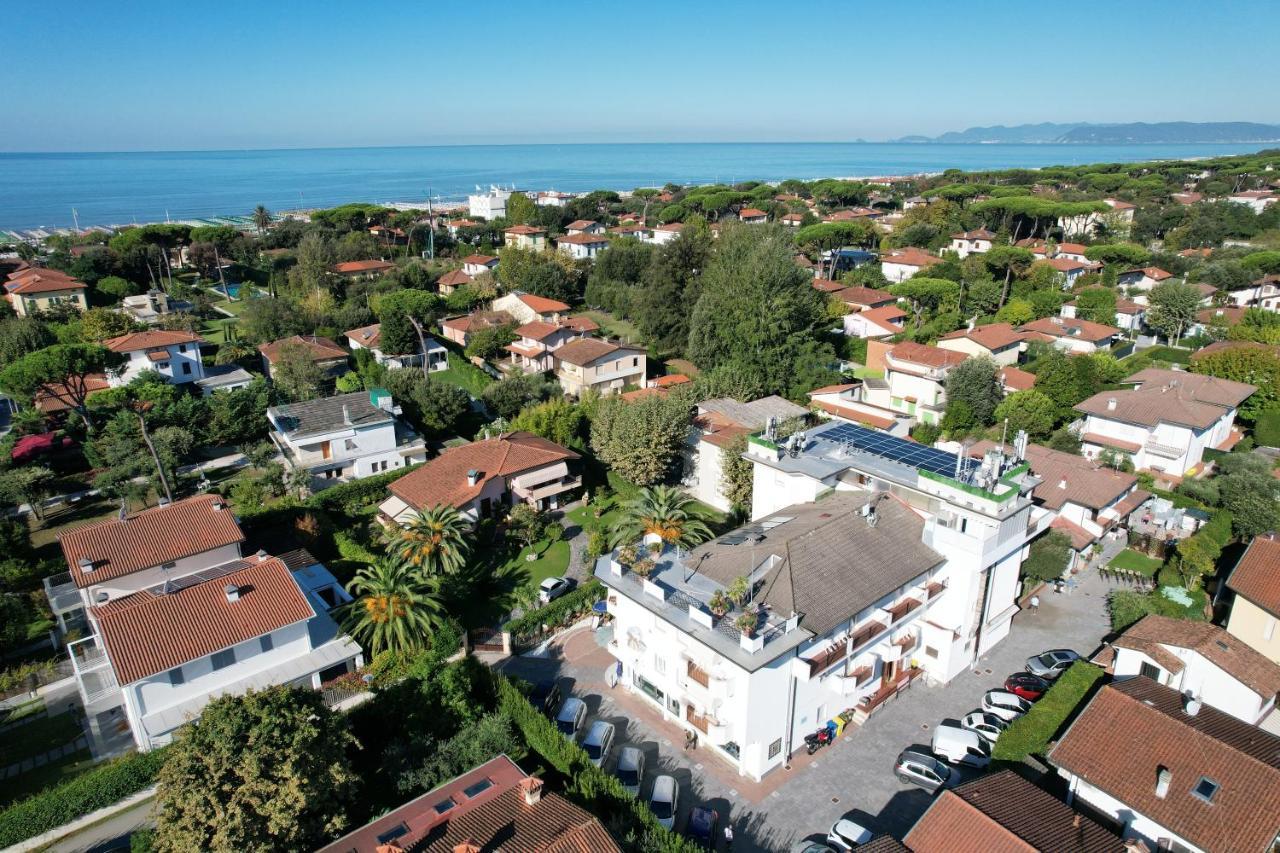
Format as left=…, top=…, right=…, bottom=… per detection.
left=344, top=322, right=447, bottom=372
left=565, top=219, right=604, bottom=235
left=503, top=224, right=547, bottom=250
left=948, top=228, right=996, bottom=258
left=1061, top=291, right=1146, bottom=332
left=468, top=186, right=512, bottom=220
left=48, top=495, right=361, bottom=752
left=999, top=365, right=1036, bottom=393
left=1224, top=536, right=1280, bottom=666
left=1095, top=614, right=1280, bottom=726
left=1075, top=368, right=1255, bottom=477
left=461, top=254, right=500, bottom=276
left=102, top=330, right=207, bottom=387
left=861, top=341, right=967, bottom=426
left=4, top=267, right=88, bottom=316
left=267, top=389, right=427, bottom=484
left=330, top=259, right=395, bottom=281
left=1228, top=189, right=1278, bottom=213
left=490, top=290, right=571, bottom=325
left=438, top=310, right=515, bottom=347
left=553, top=338, right=647, bottom=397
left=1049, top=677, right=1280, bottom=853
left=937, top=322, right=1023, bottom=366
left=738, top=207, right=768, bottom=223
left=536, top=190, right=575, bottom=207
left=610, top=223, right=651, bottom=240
left=435, top=268, right=472, bottom=295
left=648, top=222, right=685, bottom=245
left=683, top=396, right=808, bottom=512
left=556, top=232, right=611, bottom=260
left=806, top=382, right=910, bottom=435
left=1117, top=267, right=1174, bottom=292
left=880, top=247, right=943, bottom=283
left=503, top=318, right=592, bottom=373
left=1225, top=275, right=1280, bottom=312
left=257, top=335, right=349, bottom=382
left=120, top=290, right=188, bottom=325
left=833, top=285, right=897, bottom=313
left=316, top=755, right=620, bottom=853
left=1018, top=316, right=1120, bottom=353
left=842, top=304, right=908, bottom=339
left=1037, top=256, right=1101, bottom=289
left=378, top=431, right=580, bottom=524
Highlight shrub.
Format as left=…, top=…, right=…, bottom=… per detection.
left=1108, top=588, right=1206, bottom=632
left=502, top=580, right=604, bottom=644
left=0, top=658, right=60, bottom=694
left=1255, top=408, right=1280, bottom=448
left=309, top=464, right=420, bottom=515
left=992, top=662, right=1104, bottom=762
left=0, top=748, right=168, bottom=848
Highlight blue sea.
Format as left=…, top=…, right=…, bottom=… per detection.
left=0, top=142, right=1269, bottom=232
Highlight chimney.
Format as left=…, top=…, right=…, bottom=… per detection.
left=1155, top=766, right=1171, bottom=798
left=224, top=583, right=241, bottom=603
left=212, top=499, right=224, bottom=511
left=1106, top=397, right=1117, bottom=411
left=78, top=557, right=95, bottom=574
left=342, top=404, right=352, bottom=426
left=518, top=776, right=544, bottom=806
left=1183, top=693, right=1202, bottom=716
left=452, top=841, right=481, bottom=853
left=466, top=469, right=480, bottom=487
left=256, top=549, right=269, bottom=563
left=1058, top=479, right=1067, bottom=490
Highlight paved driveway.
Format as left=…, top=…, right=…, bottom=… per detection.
left=504, top=569, right=1114, bottom=852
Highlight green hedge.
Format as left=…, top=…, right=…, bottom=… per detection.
left=308, top=464, right=421, bottom=515
left=503, top=580, right=604, bottom=644
left=0, top=748, right=168, bottom=848
left=496, top=677, right=699, bottom=852
left=992, top=662, right=1104, bottom=762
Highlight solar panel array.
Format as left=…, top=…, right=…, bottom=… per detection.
left=816, top=422, right=961, bottom=478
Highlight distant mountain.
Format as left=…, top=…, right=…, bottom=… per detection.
left=893, top=121, right=1280, bottom=144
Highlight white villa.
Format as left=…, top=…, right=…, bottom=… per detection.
left=102, top=330, right=206, bottom=387
left=344, top=322, right=447, bottom=372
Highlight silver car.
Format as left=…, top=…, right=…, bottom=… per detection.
left=827, top=817, right=873, bottom=851
left=894, top=748, right=954, bottom=794
left=555, top=697, right=586, bottom=739
left=1026, top=649, right=1080, bottom=678
left=961, top=710, right=1007, bottom=745
left=649, top=774, right=678, bottom=830
left=582, top=720, right=615, bottom=767
left=616, top=746, right=644, bottom=796
left=982, top=689, right=1032, bottom=722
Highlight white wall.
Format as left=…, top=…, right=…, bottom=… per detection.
left=82, top=541, right=243, bottom=603
left=1065, top=775, right=1204, bottom=853
left=112, top=343, right=205, bottom=387
left=1112, top=647, right=1269, bottom=723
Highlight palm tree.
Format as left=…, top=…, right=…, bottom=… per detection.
left=340, top=557, right=443, bottom=656
left=252, top=205, right=271, bottom=235
left=388, top=505, right=470, bottom=575
left=610, top=485, right=713, bottom=550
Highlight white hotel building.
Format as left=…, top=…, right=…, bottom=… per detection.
left=597, top=420, right=1049, bottom=781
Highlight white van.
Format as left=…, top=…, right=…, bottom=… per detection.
left=931, top=723, right=992, bottom=768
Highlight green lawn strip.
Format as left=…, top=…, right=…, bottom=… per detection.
left=1108, top=549, right=1163, bottom=577
left=573, top=309, right=644, bottom=345
left=853, top=366, right=884, bottom=379
left=0, top=749, right=95, bottom=808
left=992, top=662, right=1105, bottom=762
left=433, top=352, right=495, bottom=396
left=504, top=539, right=571, bottom=587
left=0, top=714, right=82, bottom=766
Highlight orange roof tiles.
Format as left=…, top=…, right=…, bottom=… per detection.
left=60, top=494, right=245, bottom=588
left=554, top=337, right=640, bottom=366
left=504, top=225, right=546, bottom=235
left=941, top=322, right=1023, bottom=352
left=887, top=341, right=966, bottom=369
left=1019, top=317, right=1119, bottom=343
left=999, top=366, right=1036, bottom=391
left=516, top=293, right=572, bottom=314
left=437, top=269, right=473, bottom=287
left=345, top=323, right=382, bottom=348
left=1228, top=536, right=1280, bottom=618
left=812, top=400, right=896, bottom=430
left=34, top=373, right=111, bottom=414
left=836, top=285, right=897, bottom=307
left=102, top=330, right=204, bottom=352
left=881, top=247, right=942, bottom=268
left=462, top=254, right=499, bottom=266
left=332, top=259, right=395, bottom=275
left=257, top=335, right=347, bottom=364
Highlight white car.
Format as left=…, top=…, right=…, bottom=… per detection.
left=539, top=576, right=574, bottom=603
left=582, top=720, right=615, bottom=767
left=649, top=774, right=678, bottom=830
left=982, top=690, right=1032, bottom=722
left=960, top=711, right=1007, bottom=745
left=555, top=697, right=587, bottom=739
left=616, top=746, right=644, bottom=796
left=827, top=817, right=873, bottom=851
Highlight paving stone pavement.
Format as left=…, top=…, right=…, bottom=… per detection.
left=504, top=567, right=1114, bottom=852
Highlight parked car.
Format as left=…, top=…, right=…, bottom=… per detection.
left=528, top=679, right=563, bottom=716
left=649, top=775, right=679, bottom=831
left=827, top=817, right=874, bottom=850
left=582, top=720, right=615, bottom=767
left=687, top=806, right=719, bottom=847
left=982, top=690, right=1032, bottom=722
left=931, top=724, right=991, bottom=768
left=555, top=697, right=587, bottom=739
left=1026, top=649, right=1080, bottom=679
left=960, top=711, right=1007, bottom=745
left=1004, top=672, right=1051, bottom=701
left=790, top=843, right=838, bottom=853
left=539, top=576, right=575, bottom=603
left=616, top=746, right=645, bottom=796
left=894, top=748, right=954, bottom=794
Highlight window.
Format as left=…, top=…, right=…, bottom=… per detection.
left=1192, top=776, right=1219, bottom=803
left=211, top=649, right=235, bottom=670
left=182, top=363, right=191, bottom=375
left=259, top=635, right=273, bottom=653
left=1139, top=662, right=1162, bottom=681
left=768, top=738, right=782, bottom=759
left=653, top=654, right=666, bottom=675
left=178, top=344, right=187, bottom=353
left=376, top=824, right=409, bottom=845
left=168, top=666, right=184, bottom=686
left=632, top=357, right=638, bottom=367
left=462, top=778, right=493, bottom=798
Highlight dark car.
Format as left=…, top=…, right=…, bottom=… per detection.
left=687, top=806, right=719, bottom=847
left=1004, top=672, right=1051, bottom=701
left=528, top=680, right=563, bottom=716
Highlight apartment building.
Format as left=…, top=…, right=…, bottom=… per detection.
left=683, top=396, right=807, bottom=512
left=49, top=495, right=361, bottom=752
left=861, top=341, right=967, bottom=425
left=102, top=330, right=207, bottom=387
left=553, top=338, right=647, bottom=397
left=468, top=186, right=512, bottom=220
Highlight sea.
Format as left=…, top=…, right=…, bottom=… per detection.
left=0, top=142, right=1269, bottom=234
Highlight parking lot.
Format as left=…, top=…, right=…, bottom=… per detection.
left=502, top=569, right=1114, bottom=852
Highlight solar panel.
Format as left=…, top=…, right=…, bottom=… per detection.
left=816, top=422, right=961, bottom=478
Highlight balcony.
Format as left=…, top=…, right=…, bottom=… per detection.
left=805, top=617, right=890, bottom=678
left=925, top=580, right=947, bottom=600
left=43, top=572, right=82, bottom=615
left=512, top=474, right=583, bottom=502
left=886, top=596, right=923, bottom=624
left=849, top=618, right=889, bottom=652
left=1144, top=439, right=1187, bottom=459
left=853, top=666, right=923, bottom=722
left=686, top=659, right=710, bottom=689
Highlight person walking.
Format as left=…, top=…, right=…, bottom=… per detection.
left=723, top=824, right=734, bottom=850
left=1029, top=594, right=1040, bottom=614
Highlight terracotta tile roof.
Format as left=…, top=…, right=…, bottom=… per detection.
left=440, top=311, right=514, bottom=333
left=860, top=304, right=907, bottom=330
left=6, top=270, right=87, bottom=294
left=1049, top=678, right=1280, bottom=853
left=1055, top=242, right=1089, bottom=255
left=1039, top=257, right=1099, bottom=273
left=1051, top=516, right=1097, bottom=551
left=887, top=341, right=966, bottom=370
left=950, top=228, right=997, bottom=241
left=1122, top=368, right=1256, bottom=408
left=881, top=247, right=942, bottom=268
left=554, top=337, right=640, bottom=367
left=999, top=366, right=1036, bottom=391
left=1115, top=613, right=1280, bottom=698
left=653, top=222, right=684, bottom=232
left=556, top=232, right=610, bottom=245
left=609, top=225, right=649, bottom=235
left=447, top=219, right=479, bottom=228
left=332, top=259, right=395, bottom=275
left=461, top=254, right=498, bottom=266
left=388, top=432, right=578, bottom=512
left=34, top=373, right=111, bottom=413
left=620, top=387, right=666, bottom=402
left=513, top=321, right=561, bottom=342
left=941, top=322, right=1023, bottom=352
left=857, top=838, right=909, bottom=853
left=1228, top=536, right=1280, bottom=618
left=812, top=278, right=845, bottom=293
left=515, top=293, right=572, bottom=314
left=812, top=399, right=896, bottom=430
left=1198, top=305, right=1247, bottom=325
left=562, top=315, right=599, bottom=333
left=102, top=330, right=204, bottom=353
left=1105, top=199, right=1136, bottom=210
left=1077, top=382, right=1241, bottom=431
left=565, top=219, right=598, bottom=230
left=504, top=225, right=546, bottom=235
left=807, top=383, right=859, bottom=396
left=436, top=269, right=473, bottom=287
left=345, top=322, right=382, bottom=349
left=1122, top=266, right=1172, bottom=281
left=1019, top=317, right=1119, bottom=343
left=738, top=208, right=767, bottom=218
left=653, top=373, right=691, bottom=387
left=257, top=335, right=347, bottom=364
left=60, top=494, right=244, bottom=588
left=1080, top=431, right=1142, bottom=453
left=836, top=285, right=896, bottom=307
left=905, top=769, right=1125, bottom=853
left=969, top=441, right=1136, bottom=511
left=94, top=556, right=313, bottom=684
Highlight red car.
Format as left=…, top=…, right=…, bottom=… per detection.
left=1004, top=672, right=1050, bottom=701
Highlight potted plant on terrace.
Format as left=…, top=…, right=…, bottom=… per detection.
left=728, top=575, right=751, bottom=608
left=616, top=544, right=638, bottom=569
left=632, top=557, right=656, bottom=579
left=709, top=590, right=731, bottom=619
left=735, top=609, right=759, bottom=637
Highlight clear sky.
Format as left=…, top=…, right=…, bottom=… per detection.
left=6, top=0, right=1277, bottom=152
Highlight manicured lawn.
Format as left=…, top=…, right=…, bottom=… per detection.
left=0, top=749, right=95, bottom=807
left=574, top=310, right=645, bottom=346
left=504, top=538, right=571, bottom=587
left=200, top=317, right=239, bottom=342
left=1109, top=549, right=1163, bottom=577
left=433, top=352, right=495, bottom=396
left=853, top=366, right=884, bottom=380
left=205, top=287, right=264, bottom=317
left=0, top=713, right=82, bottom=766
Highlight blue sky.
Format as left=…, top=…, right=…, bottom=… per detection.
left=5, top=0, right=1277, bottom=152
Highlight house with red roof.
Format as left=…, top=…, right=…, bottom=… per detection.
left=948, top=228, right=997, bottom=258
left=1037, top=255, right=1102, bottom=289
left=4, top=267, right=88, bottom=317
left=257, top=335, right=349, bottom=382
left=490, top=290, right=572, bottom=325
left=807, top=382, right=910, bottom=435
left=1117, top=266, right=1174, bottom=292
left=938, top=322, right=1024, bottom=366
left=438, top=310, right=516, bottom=348
left=738, top=207, right=768, bottom=224
left=647, top=222, right=685, bottom=245
left=555, top=231, right=610, bottom=260
left=880, top=247, right=943, bottom=283
left=461, top=254, right=500, bottom=276
left=843, top=304, right=908, bottom=339
left=102, top=329, right=207, bottom=387
left=863, top=341, right=967, bottom=425
left=379, top=431, right=580, bottom=523
left=1225, top=536, right=1280, bottom=666
left=330, top=259, right=395, bottom=280
left=503, top=224, right=547, bottom=250
left=344, top=322, right=447, bottom=372
left=1061, top=290, right=1147, bottom=332
left=503, top=319, right=591, bottom=373
left=435, top=267, right=472, bottom=295
left=1018, top=316, right=1120, bottom=354
left=565, top=219, right=604, bottom=235
left=554, top=338, right=647, bottom=397
left=1059, top=198, right=1136, bottom=238
left=1228, top=189, right=1277, bottom=213
left=50, top=495, right=361, bottom=752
